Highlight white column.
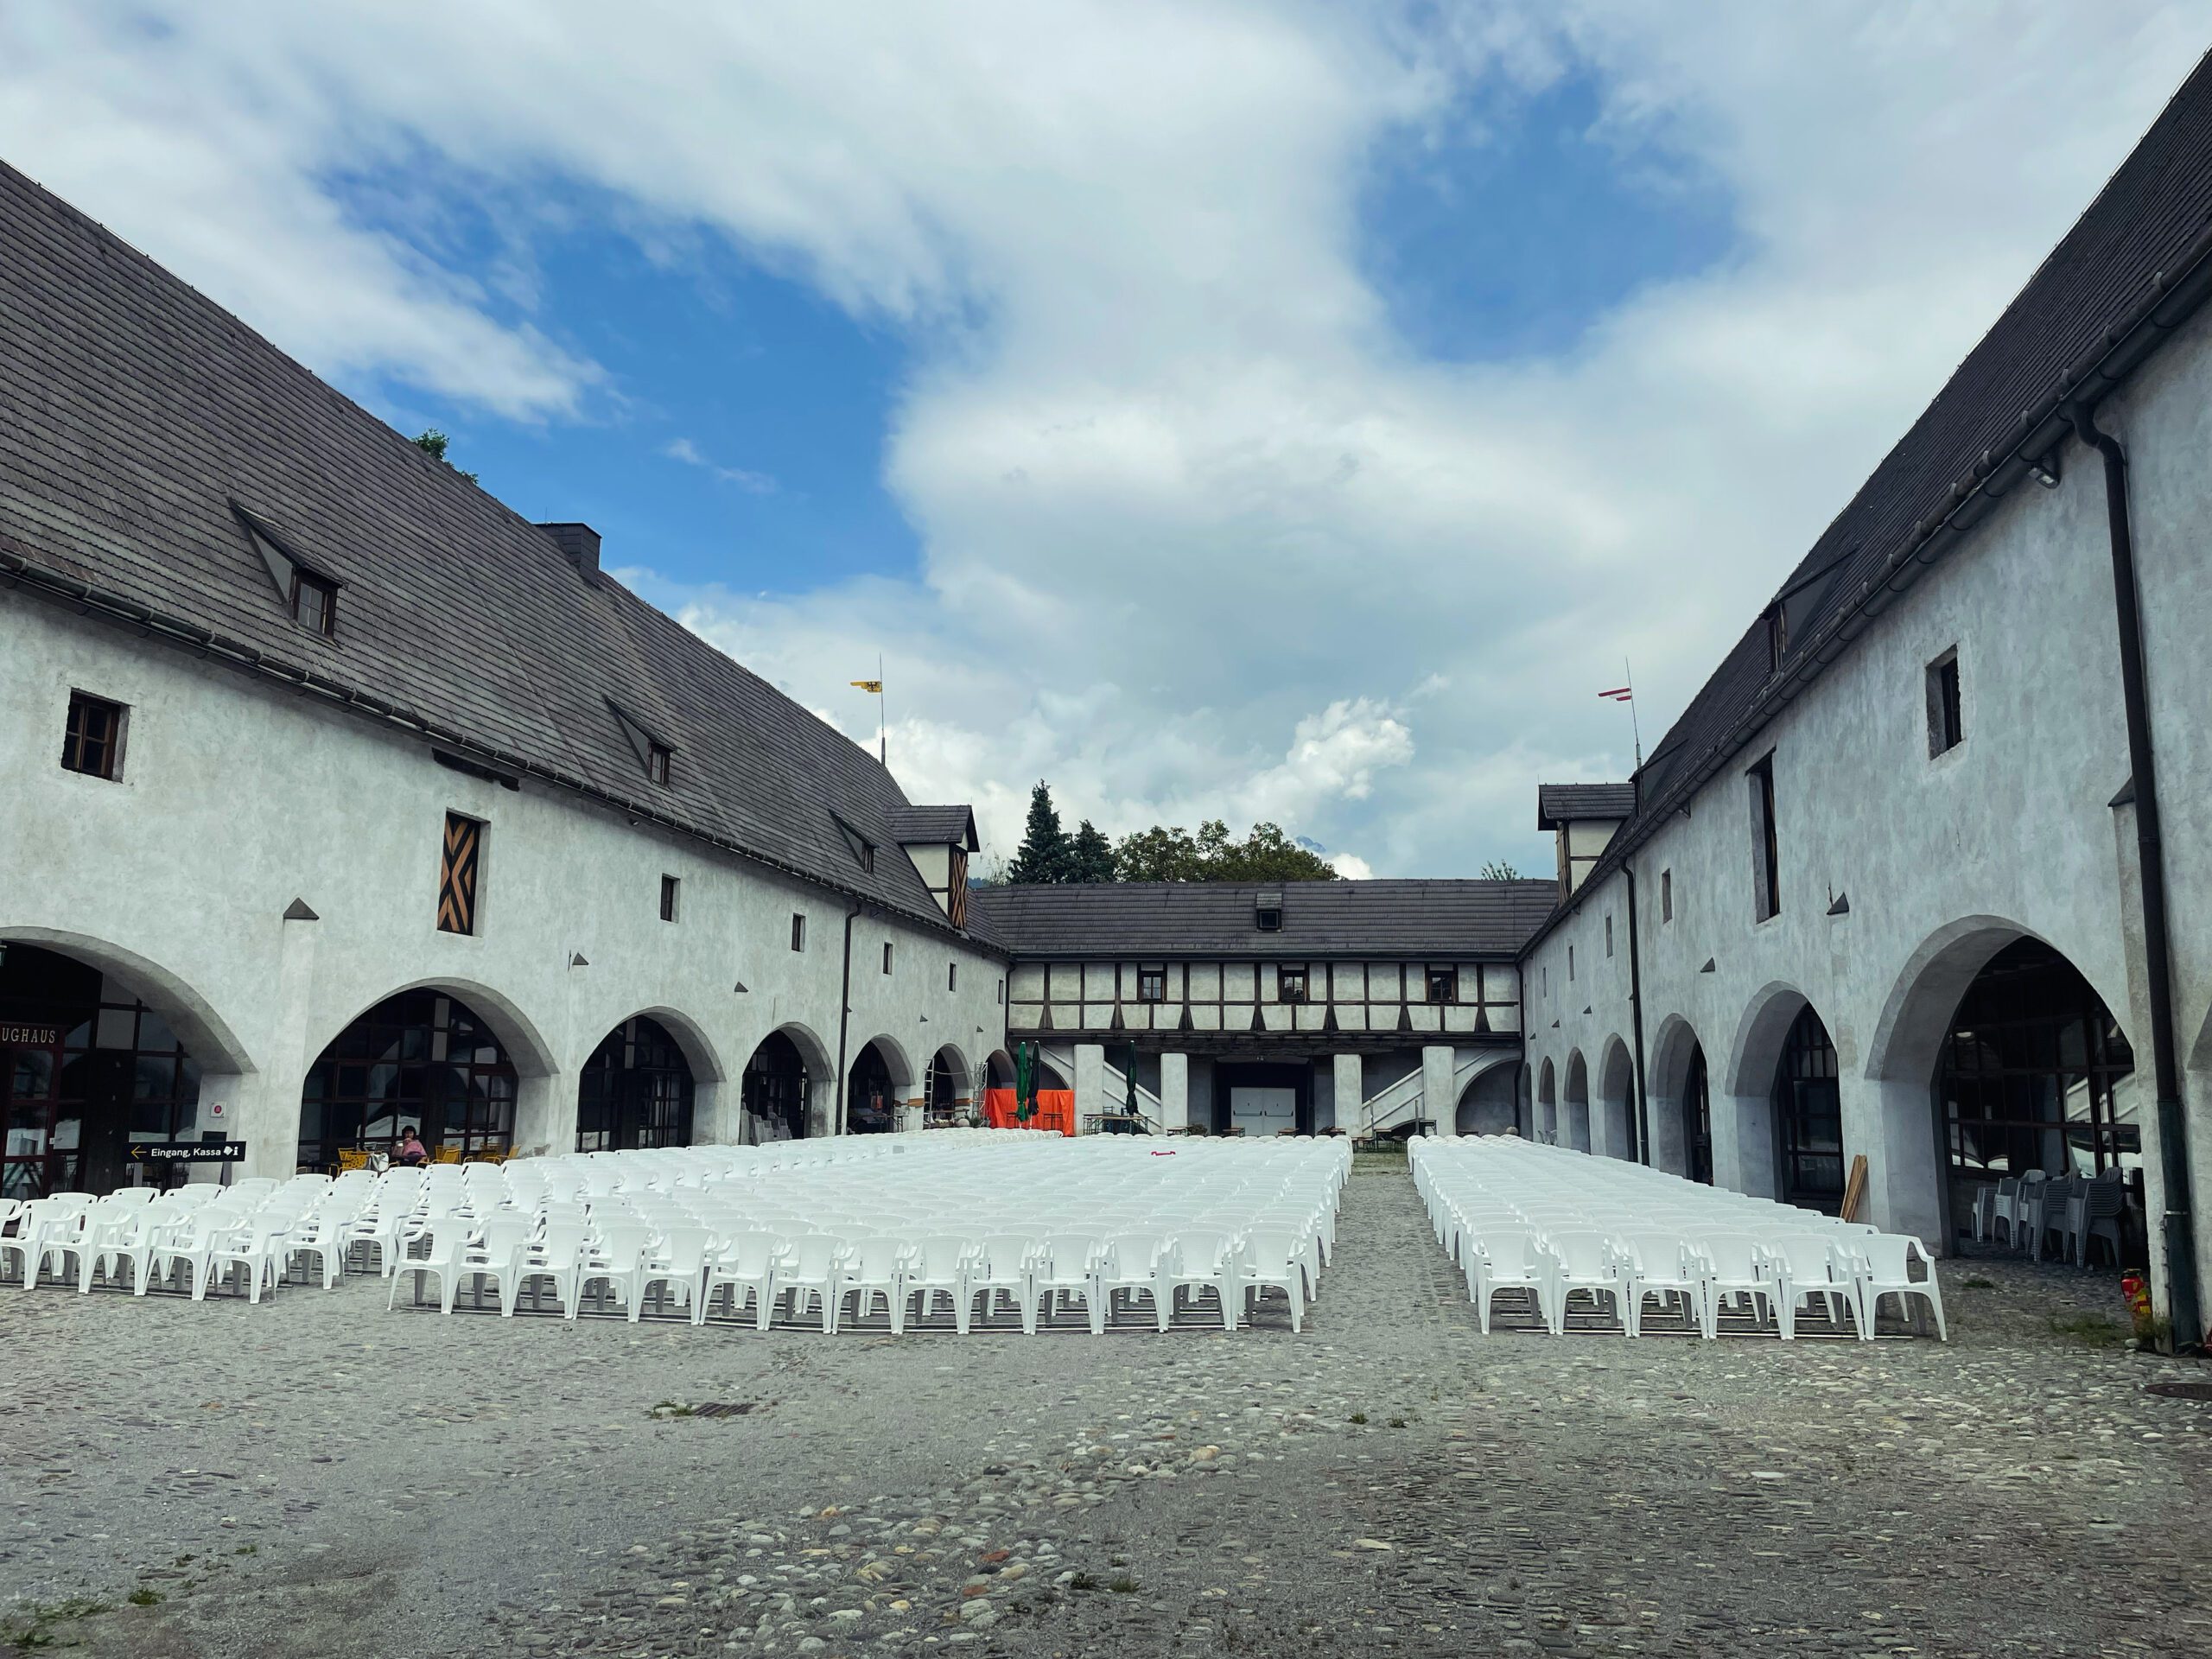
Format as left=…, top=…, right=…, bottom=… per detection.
left=1332, top=1053, right=1363, bottom=1137
left=1073, top=1043, right=1106, bottom=1135
left=1160, top=1052, right=1189, bottom=1133
left=1420, top=1045, right=1453, bottom=1135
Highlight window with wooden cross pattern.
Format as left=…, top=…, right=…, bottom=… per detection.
left=437, top=812, right=484, bottom=936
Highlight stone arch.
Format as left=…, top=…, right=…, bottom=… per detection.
left=1866, top=917, right=2138, bottom=1249
left=1562, top=1049, right=1592, bottom=1153
left=846, top=1033, right=917, bottom=1135
left=741, top=1022, right=836, bottom=1142
left=321, top=976, right=558, bottom=1079
left=0, top=930, right=257, bottom=1193
left=986, top=1048, right=1017, bottom=1089
left=578, top=1008, right=729, bottom=1151
left=1717, top=982, right=1815, bottom=1199
left=1453, top=1058, right=1519, bottom=1135
left=1536, top=1057, right=1557, bottom=1143
left=926, top=1042, right=974, bottom=1126
left=303, top=982, right=560, bottom=1167
left=1646, top=1014, right=1708, bottom=1179
left=1595, top=1035, right=1637, bottom=1161
left=0, top=925, right=254, bottom=1076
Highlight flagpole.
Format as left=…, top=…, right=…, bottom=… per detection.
left=878, top=652, right=887, bottom=766
left=1624, top=656, right=1643, bottom=772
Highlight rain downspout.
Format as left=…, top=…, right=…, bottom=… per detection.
left=833, top=901, right=863, bottom=1138
left=2069, top=401, right=2202, bottom=1353
left=1624, top=861, right=1651, bottom=1165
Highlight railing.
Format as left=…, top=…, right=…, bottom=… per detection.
left=1361, top=1052, right=1495, bottom=1140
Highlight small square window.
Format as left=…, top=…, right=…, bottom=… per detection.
left=1661, top=869, right=1674, bottom=923
left=948, top=962, right=958, bottom=993
left=292, top=570, right=338, bottom=637
left=61, top=691, right=125, bottom=780
left=647, top=741, right=673, bottom=786
left=1541, top=965, right=1548, bottom=995
left=1138, top=968, right=1166, bottom=1003
left=882, top=941, right=894, bottom=976
left=1277, top=966, right=1308, bottom=1003
left=997, top=978, right=1005, bottom=1005
left=1605, top=916, right=1614, bottom=957
left=790, top=913, right=806, bottom=952
left=659, top=874, right=680, bottom=923
left=1927, top=651, right=1963, bottom=756
left=1426, top=968, right=1455, bottom=1005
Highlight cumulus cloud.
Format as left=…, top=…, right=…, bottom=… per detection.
left=3, top=1, right=2200, bottom=871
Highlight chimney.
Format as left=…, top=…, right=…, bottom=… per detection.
left=537, top=521, right=601, bottom=576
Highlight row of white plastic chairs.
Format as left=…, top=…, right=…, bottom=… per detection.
left=3, top=1135, right=1348, bottom=1335
left=1409, top=1135, right=1946, bottom=1340
left=384, top=1137, right=1345, bottom=1332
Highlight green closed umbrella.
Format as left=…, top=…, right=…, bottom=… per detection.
left=1014, top=1041, right=1037, bottom=1125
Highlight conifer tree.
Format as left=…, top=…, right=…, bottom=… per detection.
left=1005, top=781, right=1071, bottom=884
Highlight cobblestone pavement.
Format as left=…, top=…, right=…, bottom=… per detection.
left=4, top=1158, right=2209, bottom=1658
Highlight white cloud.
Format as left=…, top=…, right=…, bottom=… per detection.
left=663, top=437, right=778, bottom=494
left=3, top=2, right=2201, bottom=871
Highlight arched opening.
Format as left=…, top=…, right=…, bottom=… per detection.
left=1773, top=1004, right=1844, bottom=1211
left=925, top=1045, right=971, bottom=1128
left=1536, top=1058, right=1557, bottom=1144
left=847, top=1038, right=912, bottom=1135
left=741, top=1031, right=813, bottom=1141
left=1562, top=1051, right=1592, bottom=1153
left=1647, top=1015, right=1710, bottom=1183
left=301, top=988, right=519, bottom=1170
left=1454, top=1063, right=1517, bottom=1135
left=1935, top=938, right=2139, bottom=1248
left=1596, top=1038, right=1637, bottom=1161
left=986, top=1049, right=1017, bottom=1089
left=0, top=940, right=214, bottom=1198
left=576, top=1015, right=696, bottom=1152
left=1518, top=1064, right=1534, bottom=1138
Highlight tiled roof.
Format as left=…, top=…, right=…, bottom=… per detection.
left=1536, top=783, right=1637, bottom=830
left=1550, top=48, right=2212, bottom=928
left=969, top=880, right=1560, bottom=959
left=883, top=805, right=980, bottom=850
left=0, top=161, right=988, bottom=944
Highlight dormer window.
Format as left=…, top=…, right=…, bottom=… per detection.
left=1765, top=606, right=1787, bottom=672
left=292, top=569, right=338, bottom=637
left=647, top=741, right=672, bottom=786
left=1255, top=889, right=1283, bottom=932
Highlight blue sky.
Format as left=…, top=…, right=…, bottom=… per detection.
left=1, top=2, right=2196, bottom=876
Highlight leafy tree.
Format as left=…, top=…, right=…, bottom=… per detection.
left=1479, top=860, right=1521, bottom=880
left=413, top=428, right=479, bottom=484
left=1067, top=820, right=1116, bottom=883
left=1004, top=781, right=1071, bottom=884
left=1111, top=817, right=1340, bottom=882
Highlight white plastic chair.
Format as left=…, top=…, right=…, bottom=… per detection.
left=1689, top=1233, right=1772, bottom=1335
left=1614, top=1230, right=1707, bottom=1338
left=1541, top=1230, right=1625, bottom=1334
left=902, top=1236, right=976, bottom=1333
left=1160, top=1231, right=1238, bottom=1332
left=699, top=1231, right=781, bottom=1329
left=833, top=1236, right=912, bottom=1332
left=1845, top=1234, right=1947, bottom=1340
left=1236, top=1230, right=1307, bottom=1333
left=569, top=1222, right=654, bottom=1319
left=1763, top=1234, right=1854, bottom=1339
left=1465, top=1228, right=1552, bottom=1335
left=1096, top=1235, right=1171, bottom=1334
left=775, top=1234, right=850, bottom=1332
left=200, top=1216, right=292, bottom=1304
left=967, top=1235, right=1039, bottom=1334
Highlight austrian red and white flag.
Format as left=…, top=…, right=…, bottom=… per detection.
left=1598, top=685, right=1633, bottom=702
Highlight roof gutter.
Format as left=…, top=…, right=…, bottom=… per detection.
left=1516, top=213, right=2212, bottom=960
left=2068, top=400, right=2202, bottom=1356
left=0, top=550, right=1007, bottom=962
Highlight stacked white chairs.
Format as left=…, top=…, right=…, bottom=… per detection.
left=1411, top=1134, right=1946, bottom=1341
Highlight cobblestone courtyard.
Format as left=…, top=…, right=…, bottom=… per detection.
left=4, top=1159, right=2209, bottom=1658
